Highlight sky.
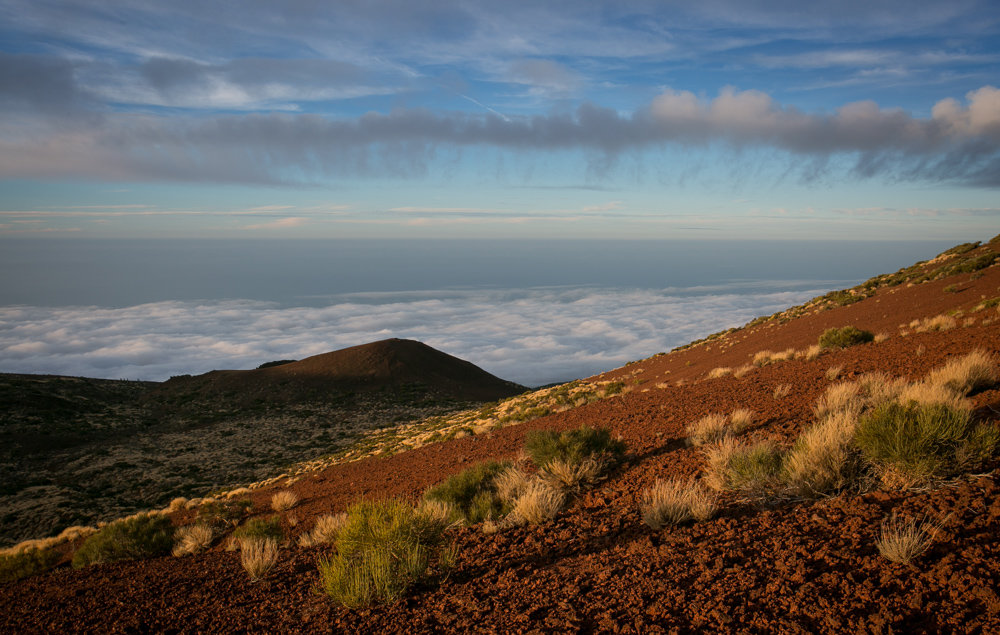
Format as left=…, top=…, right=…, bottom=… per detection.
left=1, top=0, right=999, bottom=240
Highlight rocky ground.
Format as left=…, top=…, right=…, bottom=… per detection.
left=2, top=239, right=999, bottom=633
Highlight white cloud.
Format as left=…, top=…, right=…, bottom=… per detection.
left=243, top=216, right=307, bottom=230
left=0, top=285, right=832, bottom=386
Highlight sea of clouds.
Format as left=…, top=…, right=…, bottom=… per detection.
left=0, top=284, right=832, bottom=386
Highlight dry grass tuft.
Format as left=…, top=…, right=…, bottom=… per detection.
left=924, top=349, right=997, bottom=396
left=707, top=367, right=733, bottom=379
left=773, top=384, right=792, bottom=400
left=271, top=490, right=299, bottom=512
left=729, top=409, right=754, bottom=432
left=510, top=481, right=566, bottom=525
left=782, top=411, right=861, bottom=497
left=825, top=366, right=843, bottom=381
left=240, top=537, right=279, bottom=582
left=172, top=525, right=214, bottom=557
left=686, top=413, right=730, bottom=446
left=493, top=466, right=532, bottom=505
left=896, top=382, right=972, bottom=410
left=168, top=497, right=188, bottom=512
left=752, top=350, right=775, bottom=367
left=801, top=344, right=823, bottom=361
left=913, top=314, right=957, bottom=332
left=640, top=479, right=717, bottom=529
left=540, top=457, right=604, bottom=490
left=298, top=513, right=348, bottom=548
left=876, top=513, right=942, bottom=564
left=813, top=382, right=862, bottom=420
left=874, top=332, right=890, bottom=343
left=732, top=365, right=754, bottom=378
left=415, top=499, right=461, bottom=529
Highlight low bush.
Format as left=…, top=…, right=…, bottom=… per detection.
left=524, top=425, right=626, bottom=470
left=855, top=402, right=998, bottom=488
left=317, top=498, right=454, bottom=608
left=197, top=499, right=252, bottom=533
left=0, top=547, right=60, bottom=582
left=72, top=513, right=174, bottom=568
left=704, top=438, right=784, bottom=495
left=230, top=516, right=283, bottom=548
left=423, top=461, right=512, bottom=524
left=819, top=326, right=875, bottom=349
left=640, top=479, right=717, bottom=529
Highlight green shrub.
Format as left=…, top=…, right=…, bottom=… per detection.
left=424, top=461, right=511, bottom=524
left=941, top=242, right=980, bottom=256
left=855, top=402, right=998, bottom=488
left=949, top=253, right=997, bottom=274
left=0, top=548, right=60, bottom=583
left=318, top=499, right=453, bottom=608
left=704, top=438, right=784, bottom=495
left=819, top=326, right=875, bottom=349
left=232, top=516, right=283, bottom=543
left=524, top=425, right=626, bottom=469
left=197, top=499, right=252, bottom=532
left=72, top=514, right=174, bottom=568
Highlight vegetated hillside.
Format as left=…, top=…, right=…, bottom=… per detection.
left=2, top=237, right=1000, bottom=633
left=0, top=339, right=524, bottom=548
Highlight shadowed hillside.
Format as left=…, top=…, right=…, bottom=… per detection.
left=0, top=340, right=524, bottom=547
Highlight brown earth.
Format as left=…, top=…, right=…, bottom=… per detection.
left=152, top=338, right=527, bottom=406
left=3, top=241, right=1000, bottom=633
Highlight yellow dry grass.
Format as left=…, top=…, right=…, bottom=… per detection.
left=686, top=413, right=730, bottom=446
left=783, top=411, right=860, bottom=497
left=640, top=479, right=717, bottom=529
left=240, top=537, right=279, bottom=582
left=172, top=524, right=214, bottom=557
left=510, top=481, right=566, bottom=525
left=271, top=490, right=299, bottom=512
left=924, top=349, right=997, bottom=396
left=540, top=458, right=604, bottom=490
left=876, top=513, right=942, bottom=564
left=912, top=315, right=957, bottom=332
left=297, top=513, right=348, bottom=548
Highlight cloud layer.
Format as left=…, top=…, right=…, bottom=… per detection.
left=2, top=84, right=998, bottom=186
left=0, top=286, right=829, bottom=386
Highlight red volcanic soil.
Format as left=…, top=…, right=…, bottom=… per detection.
left=151, top=337, right=526, bottom=405
left=3, top=242, right=1000, bottom=633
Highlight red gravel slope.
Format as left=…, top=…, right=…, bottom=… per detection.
left=3, top=241, right=1000, bottom=634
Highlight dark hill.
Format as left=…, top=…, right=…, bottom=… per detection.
left=154, top=338, right=525, bottom=406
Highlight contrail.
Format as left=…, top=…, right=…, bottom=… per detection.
left=459, top=94, right=511, bottom=122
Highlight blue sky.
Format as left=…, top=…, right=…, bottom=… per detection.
left=1, top=0, right=999, bottom=240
